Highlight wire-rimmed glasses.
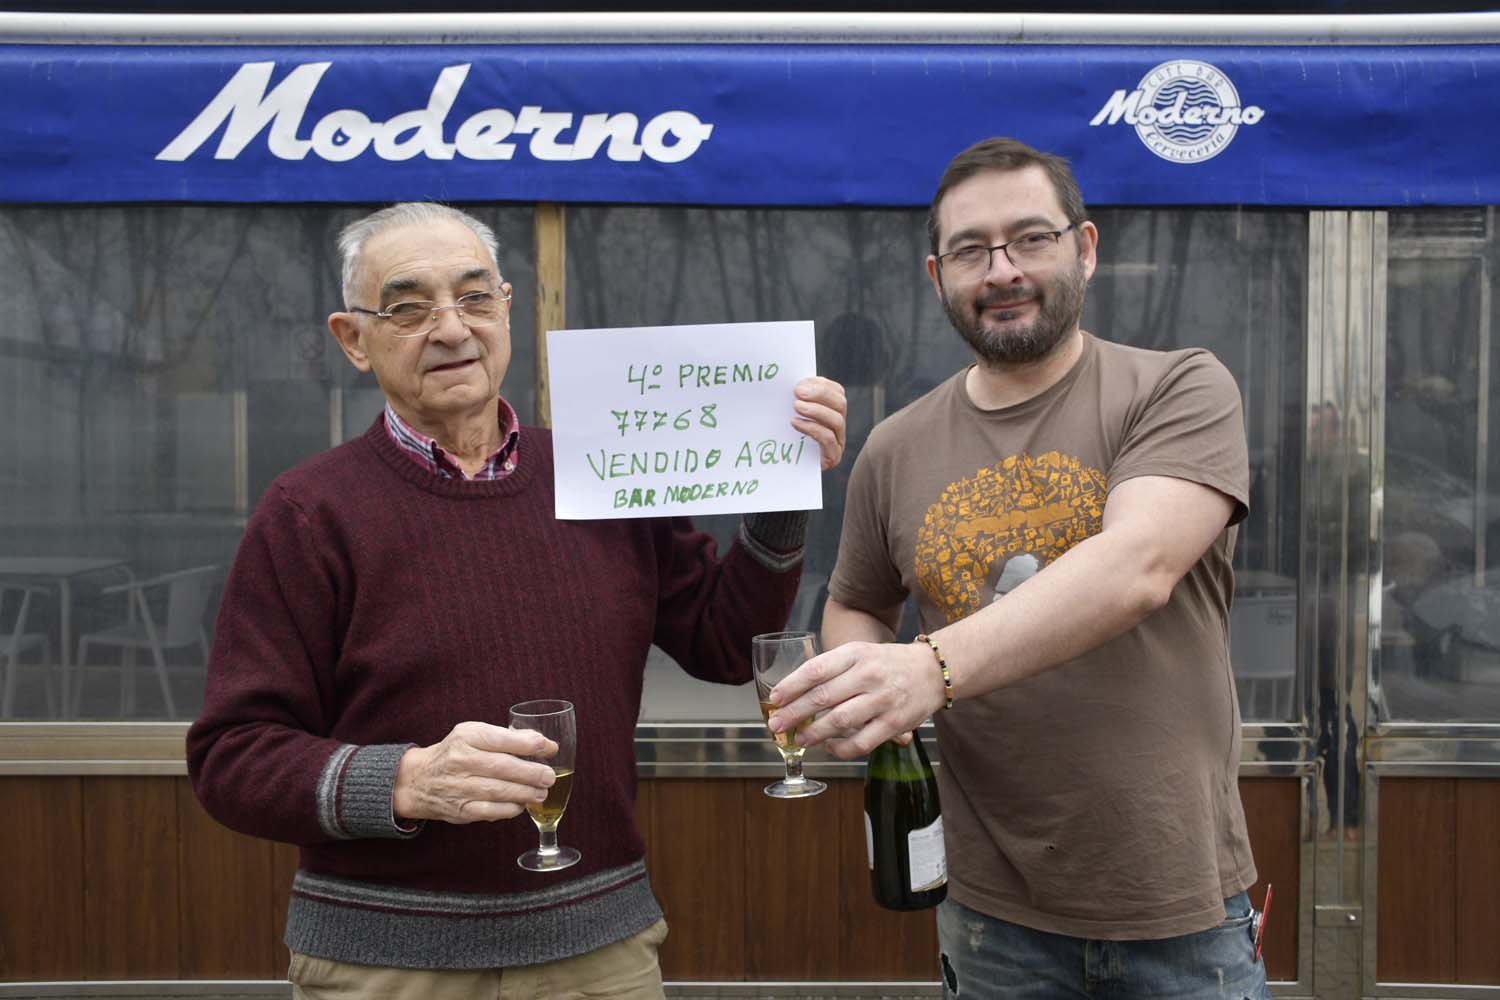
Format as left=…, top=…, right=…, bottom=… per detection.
left=752, top=631, right=828, bottom=799
left=349, top=288, right=512, bottom=338
left=936, top=222, right=1078, bottom=278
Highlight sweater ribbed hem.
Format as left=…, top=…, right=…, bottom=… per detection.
left=284, top=861, right=661, bottom=969
left=740, top=511, right=807, bottom=572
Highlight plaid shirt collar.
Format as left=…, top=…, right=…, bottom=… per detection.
left=382, top=400, right=521, bottom=480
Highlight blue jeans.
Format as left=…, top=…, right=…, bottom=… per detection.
left=936, top=894, right=1272, bottom=999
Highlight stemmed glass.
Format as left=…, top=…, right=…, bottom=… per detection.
left=509, top=699, right=581, bottom=871
left=752, top=631, right=827, bottom=798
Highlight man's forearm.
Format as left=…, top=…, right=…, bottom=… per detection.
left=814, top=539, right=1162, bottom=722
left=932, top=528, right=1164, bottom=703
left=767, top=476, right=1239, bottom=758
left=933, top=476, right=1236, bottom=704
left=820, top=596, right=899, bottom=648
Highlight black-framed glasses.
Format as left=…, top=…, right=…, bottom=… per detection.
left=350, top=288, right=512, bottom=338
left=937, top=223, right=1078, bottom=277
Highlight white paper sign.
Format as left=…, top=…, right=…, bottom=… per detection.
left=547, top=320, right=822, bottom=520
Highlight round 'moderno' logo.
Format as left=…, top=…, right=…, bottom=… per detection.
left=1133, top=60, right=1260, bottom=163
left=1091, top=59, right=1264, bottom=164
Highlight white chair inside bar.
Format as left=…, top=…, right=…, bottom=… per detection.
left=1, top=583, right=55, bottom=718
left=1230, top=591, right=1299, bottom=720
left=73, top=565, right=218, bottom=720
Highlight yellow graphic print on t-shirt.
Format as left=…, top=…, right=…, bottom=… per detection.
left=915, top=451, right=1108, bottom=624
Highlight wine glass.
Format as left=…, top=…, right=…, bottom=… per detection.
left=509, top=699, right=581, bottom=871
left=752, top=630, right=827, bottom=798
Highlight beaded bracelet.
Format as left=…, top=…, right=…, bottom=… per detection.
left=915, top=633, right=954, bottom=710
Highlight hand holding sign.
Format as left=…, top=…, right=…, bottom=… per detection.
left=548, top=321, right=843, bottom=520
left=790, top=376, right=847, bottom=471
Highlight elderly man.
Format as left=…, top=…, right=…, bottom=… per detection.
left=186, top=202, right=847, bottom=999
left=768, top=138, right=1269, bottom=998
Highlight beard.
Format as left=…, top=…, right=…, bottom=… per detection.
left=941, top=256, right=1089, bottom=366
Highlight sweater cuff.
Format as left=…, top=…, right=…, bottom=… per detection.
left=316, top=743, right=425, bottom=841
left=740, top=511, right=807, bottom=573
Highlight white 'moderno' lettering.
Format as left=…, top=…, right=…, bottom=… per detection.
left=156, top=62, right=715, bottom=163
left=1089, top=89, right=1265, bottom=127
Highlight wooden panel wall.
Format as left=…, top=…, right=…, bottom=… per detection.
left=0, top=777, right=84, bottom=979
left=638, top=778, right=939, bottom=981
left=1239, top=776, right=1301, bottom=983
left=1378, top=777, right=1500, bottom=984
left=2, top=774, right=1307, bottom=983
left=0, top=776, right=298, bottom=982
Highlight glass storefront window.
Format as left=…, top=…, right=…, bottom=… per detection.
left=1380, top=208, right=1500, bottom=722
left=1091, top=208, right=1306, bottom=724
left=0, top=204, right=535, bottom=721
left=0, top=201, right=1306, bottom=726
left=566, top=205, right=1306, bottom=724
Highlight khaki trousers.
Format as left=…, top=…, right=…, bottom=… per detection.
left=288, top=918, right=668, bottom=1000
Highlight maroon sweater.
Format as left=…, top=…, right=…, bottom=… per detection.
left=186, top=419, right=802, bottom=969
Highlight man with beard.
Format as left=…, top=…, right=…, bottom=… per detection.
left=767, top=138, right=1269, bottom=997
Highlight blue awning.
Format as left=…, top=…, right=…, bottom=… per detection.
left=0, top=41, right=1496, bottom=206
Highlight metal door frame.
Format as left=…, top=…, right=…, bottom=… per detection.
left=1312, top=208, right=1500, bottom=999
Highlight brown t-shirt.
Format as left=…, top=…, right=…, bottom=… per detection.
left=830, top=332, right=1256, bottom=940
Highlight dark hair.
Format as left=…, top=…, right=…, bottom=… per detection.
left=926, top=137, right=1088, bottom=257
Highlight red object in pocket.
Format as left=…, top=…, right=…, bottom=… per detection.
left=1253, top=883, right=1274, bottom=962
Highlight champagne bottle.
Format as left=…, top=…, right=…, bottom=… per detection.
left=864, top=733, right=947, bottom=910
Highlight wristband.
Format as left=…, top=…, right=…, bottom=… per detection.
left=915, top=633, right=954, bottom=710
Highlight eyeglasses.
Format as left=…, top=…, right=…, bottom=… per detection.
left=349, top=288, right=511, bottom=338
left=937, top=223, right=1078, bottom=278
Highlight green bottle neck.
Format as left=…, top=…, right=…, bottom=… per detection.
left=867, top=738, right=934, bottom=781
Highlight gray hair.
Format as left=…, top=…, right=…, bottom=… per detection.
left=337, top=203, right=502, bottom=308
